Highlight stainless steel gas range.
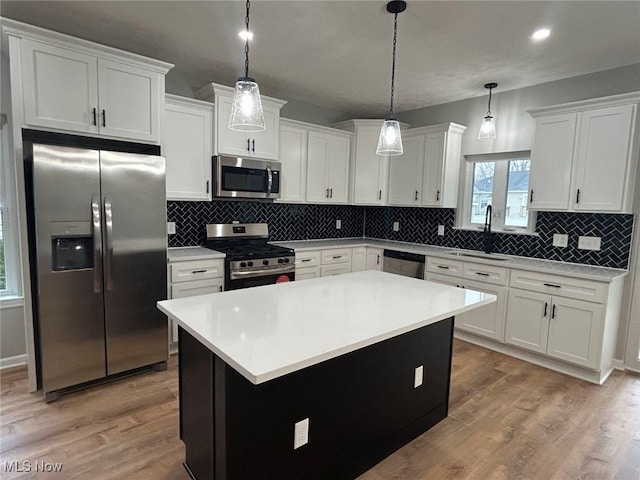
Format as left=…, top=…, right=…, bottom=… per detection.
left=205, top=223, right=295, bottom=290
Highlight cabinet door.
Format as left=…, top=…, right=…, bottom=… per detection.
left=388, top=134, right=423, bottom=206
left=296, top=266, right=321, bottom=281
left=573, top=105, right=634, bottom=212
left=306, top=132, right=330, bottom=203
left=21, top=39, right=99, bottom=134
left=170, top=279, right=223, bottom=343
left=365, top=248, right=383, bottom=271
left=351, top=247, right=366, bottom=272
left=352, top=126, right=387, bottom=205
left=321, top=264, right=351, bottom=277
left=421, top=132, right=445, bottom=206
left=505, top=289, right=550, bottom=354
left=326, top=135, right=350, bottom=203
left=547, top=297, right=603, bottom=368
left=97, top=59, right=160, bottom=142
left=456, top=280, right=507, bottom=342
left=278, top=124, right=307, bottom=202
left=528, top=114, right=576, bottom=210
left=250, top=106, right=279, bottom=160
left=164, top=98, right=213, bottom=201
left=215, top=95, right=252, bottom=157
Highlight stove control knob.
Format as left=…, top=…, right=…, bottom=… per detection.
left=277, top=258, right=284, bottom=264
left=247, top=261, right=254, bottom=267
left=262, top=260, right=269, bottom=266
left=240, top=262, right=247, bottom=268
left=283, top=258, right=290, bottom=263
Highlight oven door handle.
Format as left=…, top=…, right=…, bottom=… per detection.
left=230, top=265, right=295, bottom=279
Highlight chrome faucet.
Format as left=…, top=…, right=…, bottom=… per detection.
left=483, top=204, right=494, bottom=254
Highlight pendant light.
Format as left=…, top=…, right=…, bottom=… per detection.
left=229, top=0, right=266, bottom=132
left=477, top=82, right=498, bottom=140
left=376, top=0, right=406, bottom=156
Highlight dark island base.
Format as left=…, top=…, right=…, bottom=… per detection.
left=179, top=317, right=454, bottom=480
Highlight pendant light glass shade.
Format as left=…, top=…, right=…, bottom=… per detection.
left=376, top=119, right=403, bottom=155
left=377, top=1, right=406, bottom=157
left=478, top=114, right=496, bottom=139
left=229, top=78, right=266, bottom=132
left=229, top=0, right=265, bottom=132
left=477, top=82, right=497, bottom=140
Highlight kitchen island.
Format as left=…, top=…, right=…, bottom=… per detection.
left=157, top=271, right=495, bottom=480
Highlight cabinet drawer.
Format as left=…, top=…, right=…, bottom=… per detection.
left=296, top=250, right=321, bottom=268
left=170, top=259, right=224, bottom=283
left=426, top=257, right=463, bottom=277
left=463, top=262, right=508, bottom=286
left=296, top=266, right=321, bottom=281
left=321, top=264, right=351, bottom=277
left=321, top=249, right=352, bottom=265
left=171, top=279, right=222, bottom=298
left=426, top=273, right=462, bottom=287
left=509, top=269, right=606, bottom=303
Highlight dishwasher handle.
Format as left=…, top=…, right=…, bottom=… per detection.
left=383, top=249, right=425, bottom=264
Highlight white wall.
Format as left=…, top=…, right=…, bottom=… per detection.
left=0, top=303, right=26, bottom=359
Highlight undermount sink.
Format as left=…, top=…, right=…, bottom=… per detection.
left=447, top=252, right=509, bottom=261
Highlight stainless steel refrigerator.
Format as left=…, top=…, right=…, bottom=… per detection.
left=29, top=143, right=168, bottom=401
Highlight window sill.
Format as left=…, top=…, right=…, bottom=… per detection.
left=453, top=226, right=540, bottom=237
left=0, top=296, right=25, bottom=309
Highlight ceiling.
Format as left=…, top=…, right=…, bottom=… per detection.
left=2, top=1, right=639, bottom=118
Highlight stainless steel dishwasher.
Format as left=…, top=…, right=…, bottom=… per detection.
left=382, top=250, right=426, bottom=279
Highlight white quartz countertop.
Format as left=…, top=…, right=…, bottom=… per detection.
left=272, top=238, right=627, bottom=282
left=168, top=246, right=225, bottom=261
left=157, top=270, right=495, bottom=384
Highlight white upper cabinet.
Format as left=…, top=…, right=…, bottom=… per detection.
left=528, top=93, right=640, bottom=213
left=306, top=128, right=351, bottom=204
left=163, top=95, right=213, bottom=201
left=195, top=83, right=286, bottom=161
left=278, top=119, right=308, bottom=203
left=334, top=120, right=389, bottom=205
left=11, top=25, right=172, bottom=143
left=387, top=122, right=466, bottom=208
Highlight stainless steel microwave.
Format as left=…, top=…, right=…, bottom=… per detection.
left=213, top=155, right=281, bottom=199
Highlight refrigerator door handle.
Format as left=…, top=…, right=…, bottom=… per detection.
left=91, top=196, right=102, bottom=293
left=104, top=196, right=114, bottom=291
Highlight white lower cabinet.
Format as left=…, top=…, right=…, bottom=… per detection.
left=320, top=249, right=352, bottom=277
left=505, top=288, right=604, bottom=369
left=168, top=257, right=224, bottom=343
left=295, top=250, right=321, bottom=281
left=426, top=258, right=508, bottom=342
left=365, top=248, right=383, bottom=271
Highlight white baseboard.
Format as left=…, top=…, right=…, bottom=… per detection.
left=0, top=354, right=27, bottom=370
left=612, top=358, right=625, bottom=371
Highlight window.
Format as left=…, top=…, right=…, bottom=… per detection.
left=459, top=151, right=535, bottom=233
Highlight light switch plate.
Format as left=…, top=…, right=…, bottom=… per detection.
left=167, top=222, right=176, bottom=235
left=552, top=233, right=568, bottom=247
left=393, top=221, right=400, bottom=232
left=437, top=225, right=445, bottom=236
left=578, top=236, right=601, bottom=251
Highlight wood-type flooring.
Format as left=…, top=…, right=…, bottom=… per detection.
left=1, top=339, right=639, bottom=479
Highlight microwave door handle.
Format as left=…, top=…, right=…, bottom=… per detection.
left=266, top=167, right=273, bottom=195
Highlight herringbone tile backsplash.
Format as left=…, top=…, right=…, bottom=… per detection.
left=167, top=201, right=633, bottom=269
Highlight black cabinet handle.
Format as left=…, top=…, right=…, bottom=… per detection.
left=101, top=109, right=106, bottom=127
left=543, top=283, right=562, bottom=289
left=551, top=304, right=557, bottom=319
left=332, top=255, right=342, bottom=259
left=206, top=180, right=210, bottom=194
left=437, top=265, right=450, bottom=270
left=301, top=258, right=312, bottom=263
left=415, top=190, right=418, bottom=201
left=92, top=107, right=97, bottom=125
left=543, top=302, right=548, bottom=317
left=576, top=189, right=581, bottom=204
left=530, top=189, right=534, bottom=203
left=436, top=190, right=440, bottom=202
left=252, top=139, right=255, bottom=152
left=191, top=269, right=207, bottom=274
left=475, top=272, right=490, bottom=277
left=326, top=188, right=329, bottom=198
left=219, top=285, right=223, bottom=292
left=330, top=188, right=333, bottom=198
left=247, top=139, right=251, bottom=152
left=378, top=190, right=382, bottom=200
left=376, top=254, right=380, bottom=265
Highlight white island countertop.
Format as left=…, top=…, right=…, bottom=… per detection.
left=157, top=270, right=495, bottom=384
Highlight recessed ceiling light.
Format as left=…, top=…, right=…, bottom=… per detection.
left=239, top=30, right=254, bottom=41
left=531, top=28, right=551, bottom=41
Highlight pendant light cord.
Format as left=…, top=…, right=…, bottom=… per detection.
left=487, top=86, right=492, bottom=115
left=244, top=0, right=250, bottom=78
left=389, top=12, right=398, bottom=118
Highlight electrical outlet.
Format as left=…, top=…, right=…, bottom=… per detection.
left=578, top=236, right=601, bottom=251
left=437, top=225, right=445, bottom=236
left=294, top=418, right=309, bottom=449
left=552, top=233, right=568, bottom=247
left=167, top=222, right=176, bottom=235
left=414, top=366, right=423, bottom=388
left=336, top=219, right=342, bottom=230
left=393, top=221, right=400, bottom=232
